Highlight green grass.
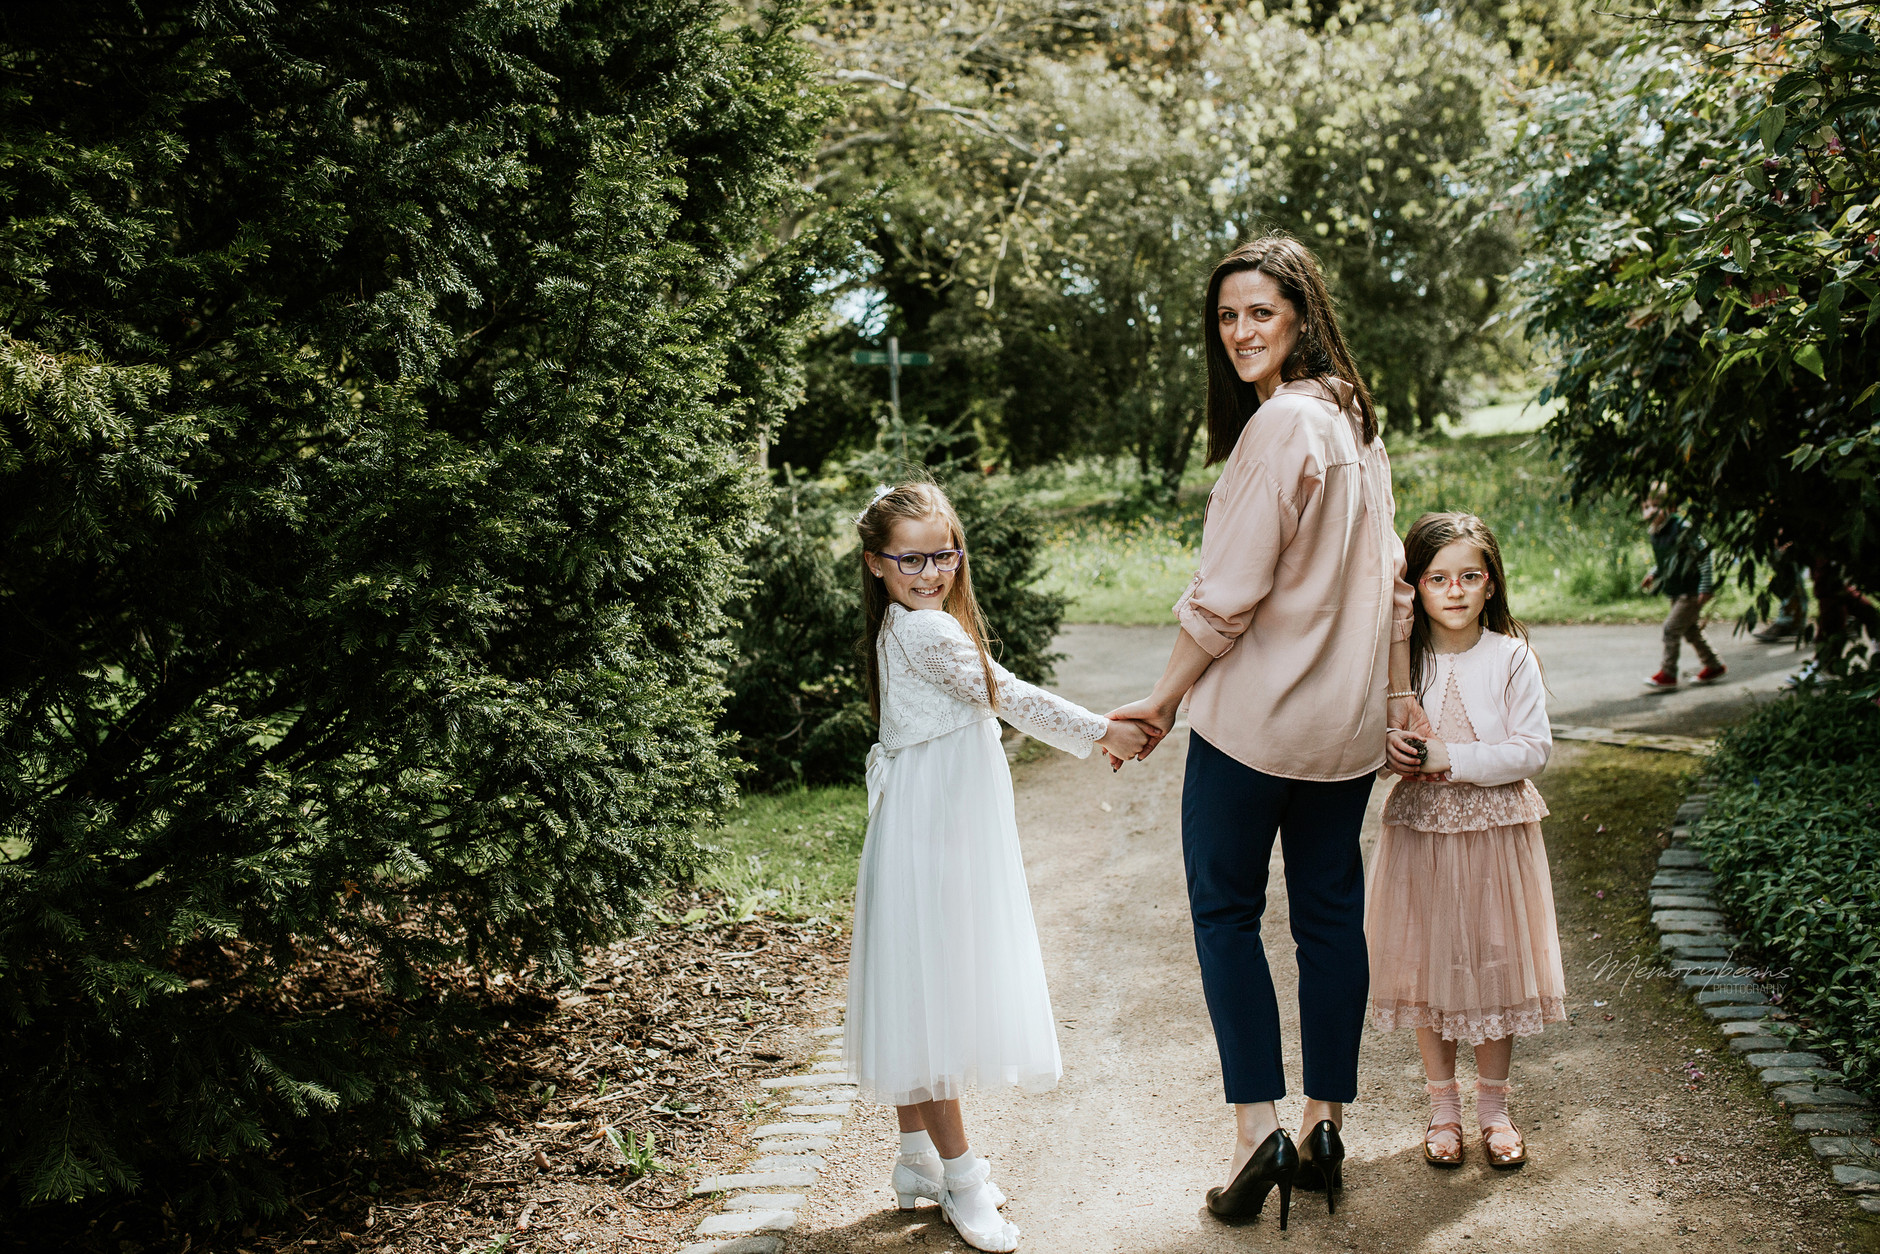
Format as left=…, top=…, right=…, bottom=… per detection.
left=1032, top=431, right=1752, bottom=626
left=694, top=785, right=868, bottom=923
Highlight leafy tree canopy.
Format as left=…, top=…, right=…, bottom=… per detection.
left=779, top=0, right=1577, bottom=497
left=1510, top=0, right=1880, bottom=660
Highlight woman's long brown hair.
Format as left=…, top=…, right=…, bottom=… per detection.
left=857, top=481, right=999, bottom=722
left=1202, top=234, right=1378, bottom=463
left=1401, top=511, right=1537, bottom=698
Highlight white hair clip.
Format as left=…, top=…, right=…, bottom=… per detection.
left=855, top=483, right=894, bottom=525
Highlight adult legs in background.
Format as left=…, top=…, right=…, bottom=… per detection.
left=1755, top=560, right=1809, bottom=641
left=1183, top=734, right=1372, bottom=1182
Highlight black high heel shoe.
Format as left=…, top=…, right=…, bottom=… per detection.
left=1294, top=1120, right=1346, bottom=1214
left=1205, top=1128, right=1298, bottom=1230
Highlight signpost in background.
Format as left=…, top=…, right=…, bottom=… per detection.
left=851, top=335, right=931, bottom=459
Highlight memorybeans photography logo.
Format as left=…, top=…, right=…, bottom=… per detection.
left=1584, top=950, right=1791, bottom=997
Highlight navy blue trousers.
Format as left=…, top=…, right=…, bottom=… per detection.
left=1182, top=733, right=1373, bottom=1104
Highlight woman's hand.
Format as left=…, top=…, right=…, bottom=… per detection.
left=1385, top=729, right=1453, bottom=779
left=1105, top=698, right=1175, bottom=761
left=1384, top=729, right=1425, bottom=774
left=1387, top=694, right=1414, bottom=732
left=1097, top=718, right=1156, bottom=769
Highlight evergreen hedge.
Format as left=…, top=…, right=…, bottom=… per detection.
left=1691, top=687, right=1880, bottom=1094
left=0, top=0, right=829, bottom=1218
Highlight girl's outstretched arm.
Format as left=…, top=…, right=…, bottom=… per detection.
left=893, top=611, right=1109, bottom=756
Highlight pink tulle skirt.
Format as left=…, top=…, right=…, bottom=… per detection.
left=1366, top=815, right=1568, bottom=1044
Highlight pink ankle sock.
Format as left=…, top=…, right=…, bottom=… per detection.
left=1426, top=1078, right=1461, bottom=1126
left=1476, top=1076, right=1512, bottom=1130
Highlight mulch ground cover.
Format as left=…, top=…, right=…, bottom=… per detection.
left=7, top=891, right=846, bottom=1254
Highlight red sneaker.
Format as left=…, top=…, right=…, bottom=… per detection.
left=1694, top=663, right=1727, bottom=684
left=1641, top=670, right=1679, bottom=691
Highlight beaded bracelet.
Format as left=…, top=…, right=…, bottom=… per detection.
left=1385, top=689, right=1417, bottom=700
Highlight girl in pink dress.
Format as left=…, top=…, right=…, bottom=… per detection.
left=1368, top=512, right=1566, bottom=1170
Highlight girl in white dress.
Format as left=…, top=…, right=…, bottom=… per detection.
left=847, top=482, right=1151, bottom=1253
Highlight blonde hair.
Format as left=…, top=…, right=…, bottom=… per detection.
left=857, top=481, right=999, bottom=721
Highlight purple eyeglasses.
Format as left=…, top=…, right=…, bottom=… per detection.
left=875, top=548, right=964, bottom=576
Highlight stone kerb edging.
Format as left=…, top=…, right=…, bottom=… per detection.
left=1553, top=722, right=1715, bottom=755
left=1652, top=785, right=1880, bottom=1215
left=679, top=1003, right=852, bottom=1254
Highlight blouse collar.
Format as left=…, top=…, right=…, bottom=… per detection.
left=1269, top=377, right=1354, bottom=410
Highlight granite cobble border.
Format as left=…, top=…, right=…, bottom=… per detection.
left=677, top=1005, right=852, bottom=1253
left=1652, top=783, right=1880, bottom=1216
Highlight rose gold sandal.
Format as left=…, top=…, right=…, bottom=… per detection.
left=1423, top=1080, right=1464, bottom=1168
left=1481, top=1122, right=1527, bottom=1169
left=1476, top=1077, right=1527, bottom=1170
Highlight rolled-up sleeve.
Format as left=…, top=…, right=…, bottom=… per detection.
left=1173, top=450, right=1302, bottom=659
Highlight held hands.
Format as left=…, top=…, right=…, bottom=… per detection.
left=1098, top=698, right=1175, bottom=770
left=1096, top=718, right=1157, bottom=770
left=1385, top=695, right=1449, bottom=780
left=1385, top=728, right=1452, bottom=780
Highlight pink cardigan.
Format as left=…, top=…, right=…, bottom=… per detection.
left=1174, top=378, right=1415, bottom=781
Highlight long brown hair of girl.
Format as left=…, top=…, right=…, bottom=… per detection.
left=1402, top=512, right=1535, bottom=696
left=1201, top=234, right=1379, bottom=463
left=857, top=481, right=999, bottom=722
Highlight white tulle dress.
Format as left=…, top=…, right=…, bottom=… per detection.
left=845, top=603, right=1109, bottom=1107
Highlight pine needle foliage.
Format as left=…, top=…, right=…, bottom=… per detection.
left=0, top=0, right=831, bottom=1219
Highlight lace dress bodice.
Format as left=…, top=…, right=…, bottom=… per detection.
left=874, top=604, right=1108, bottom=757
left=1383, top=667, right=1549, bottom=833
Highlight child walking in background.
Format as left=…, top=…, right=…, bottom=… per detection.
left=1368, top=512, right=1565, bottom=1171
left=1640, top=485, right=1726, bottom=691
left=846, top=482, right=1151, bottom=1252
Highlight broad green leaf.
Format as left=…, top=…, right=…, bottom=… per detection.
left=1827, top=93, right=1880, bottom=122
left=1819, top=283, right=1845, bottom=340
left=1793, top=342, right=1827, bottom=379
left=1770, top=71, right=1816, bottom=105
left=1759, top=104, right=1786, bottom=151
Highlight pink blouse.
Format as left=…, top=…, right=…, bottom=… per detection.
left=1174, top=378, right=1415, bottom=781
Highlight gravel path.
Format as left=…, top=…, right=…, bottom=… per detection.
left=783, top=624, right=1869, bottom=1254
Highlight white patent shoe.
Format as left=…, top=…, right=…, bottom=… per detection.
left=894, top=1152, right=1005, bottom=1210
left=941, top=1156, right=1020, bottom=1252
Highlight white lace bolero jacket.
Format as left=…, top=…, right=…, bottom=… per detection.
left=1419, top=629, right=1552, bottom=787
left=874, top=604, right=1109, bottom=757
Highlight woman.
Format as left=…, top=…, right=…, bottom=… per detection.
left=1110, top=236, right=1413, bottom=1228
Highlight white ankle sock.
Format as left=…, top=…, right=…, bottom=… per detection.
left=899, top=1130, right=936, bottom=1157
left=942, top=1151, right=1000, bottom=1226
